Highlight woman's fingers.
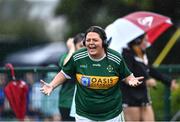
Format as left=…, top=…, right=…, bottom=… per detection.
left=137, top=81, right=143, bottom=85
left=40, top=79, right=52, bottom=96
left=40, top=79, right=49, bottom=86
left=136, top=76, right=144, bottom=81
left=136, top=76, right=144, bottom=85
left=129, top=77, right=143, bottom=86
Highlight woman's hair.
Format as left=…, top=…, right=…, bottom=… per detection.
left=73, top=33, right=85, bottom=45
left=128, top=34, right=145, bottom=48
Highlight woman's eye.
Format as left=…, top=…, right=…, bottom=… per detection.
left=86, top=39, right=90, bottom=42
left=94, top=39, right=98, bottom=42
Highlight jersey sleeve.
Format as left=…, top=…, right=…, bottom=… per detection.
left=62, top=55, right=76, bottom=77
left=119, top=55, right=132, bottom=79
left=58, top=54, right=67, bottom=68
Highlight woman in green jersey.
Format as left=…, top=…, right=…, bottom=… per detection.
left=58, top=33, right=84, bottom=121
left=40, top=26, right=143, bottom=121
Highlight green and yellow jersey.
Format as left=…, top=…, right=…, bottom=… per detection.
left=62, top=48, right=131, bottom=121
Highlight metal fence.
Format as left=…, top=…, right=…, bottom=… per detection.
left=0, top=65, right=180, bottom=121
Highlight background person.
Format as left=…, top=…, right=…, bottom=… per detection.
left=41, top=64, right=61, bottom=121
left=121, top=34, right=178, bottom=121
left=40, top=26, right=143, bottom=121
left=58, top=33, right=84, bottom=121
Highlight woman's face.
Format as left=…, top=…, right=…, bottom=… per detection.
left=85, top=32, right=105, bottom=59
left=139, top=36, right=148, bottom=51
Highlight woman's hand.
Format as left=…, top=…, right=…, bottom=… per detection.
left=66, top=38, right=75, bottom=51
left=170, top=79, right=179, bottom=91
left=128, top=76, right=144, bottom=87
left=40, top=80, right=54, bottom=96
left=125, top=74, right=144, bottom=87
left=146, top=78, right=157, bottom=88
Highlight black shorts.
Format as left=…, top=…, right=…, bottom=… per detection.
left=122, top=99, right=152, bottom=107
left=121, top=84, right=152, bottom=107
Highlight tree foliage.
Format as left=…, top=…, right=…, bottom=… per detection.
left=54, top=0, right=180, bottom=64
left=54, top=0, right=152, bottom=37
left=0, top=0, right=50, bottom=43
left=0, top=0, right=50, bottom=64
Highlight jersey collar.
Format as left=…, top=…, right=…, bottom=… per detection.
left=88, top=53, right=106, bottom=62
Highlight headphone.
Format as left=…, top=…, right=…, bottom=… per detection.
left=83, top=26, right=108, bottom=48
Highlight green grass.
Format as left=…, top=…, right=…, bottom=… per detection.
left=150, top=79, right=180, bottom=121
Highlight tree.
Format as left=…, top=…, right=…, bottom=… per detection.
left=0, top=0, right=50, bottom=42
left=152, top=0, right=180, bottom=24
left=54, top=0, right=153, bottom=38
left=0, top=0, right=50, bottom=64
left=54, top=0, right=180, bottom=64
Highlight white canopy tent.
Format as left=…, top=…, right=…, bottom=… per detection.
left=4, top=42, right=67, bottom=66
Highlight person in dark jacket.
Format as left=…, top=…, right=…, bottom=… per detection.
left=121, top=34, right=178, bottom=121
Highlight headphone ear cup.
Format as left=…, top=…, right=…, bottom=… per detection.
left=103, top=39, right=108, bottom=48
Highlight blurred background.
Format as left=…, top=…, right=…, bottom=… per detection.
left=0, top=0, right=179, bottom=121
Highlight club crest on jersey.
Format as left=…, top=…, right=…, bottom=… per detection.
left=81, top=76, right=90, bottom=87
left=107, top=65, right=113, bottom=72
